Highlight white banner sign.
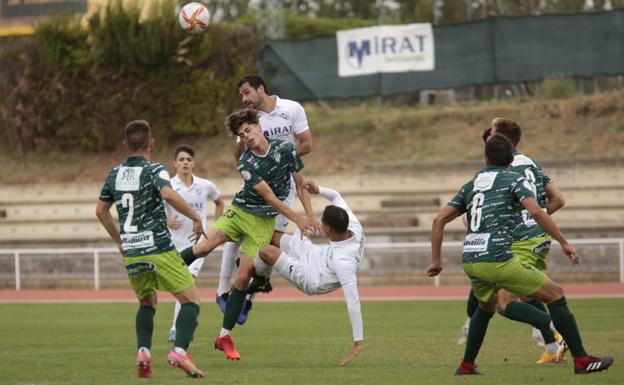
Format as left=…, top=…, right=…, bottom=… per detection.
left=336, top=23, right=435, bottom=77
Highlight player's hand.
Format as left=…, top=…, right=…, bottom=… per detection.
left=426, top=261, right=443, bottom=277
left=303, top=180, right=320, bottom=195
left=562, top=243, right=579, bottom=265
left=340, top=341, right=362, bottom=366
left=167, top=218, right=181, bottom=230
left=188, top=220, right=206, bottom=244
left=296, top=216, right=321, bottom=238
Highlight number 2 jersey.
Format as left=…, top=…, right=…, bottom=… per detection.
left=509, top=151, right=552, bottom=241
left=448, top=165, right=536, bottom=263
left=98, top=156, right=175, bottom=257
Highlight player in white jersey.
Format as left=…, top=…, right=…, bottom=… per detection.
left=253, top=180, right=365, bottom=366
left=215, top=74, right=313, bottom=324
left=164, top=145, right=225, bottom=341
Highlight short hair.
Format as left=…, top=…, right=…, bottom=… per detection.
left=124, top=120, right=151, bottom=151
left=225, top=108, right=259, bottom=136
left=482, top=127, right=492, bottom=143
left=322, top=205, right=349, bottom=233
left=237, top=74, right=268, bottom=94
left=485, top=135, right=514, bottom=167
left=174, top=145, right=195, bottom=160
left=491, top=117, right=521, bottom=146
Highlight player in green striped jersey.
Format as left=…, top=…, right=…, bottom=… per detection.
left=428, top=135, right=613, bottom=375
left=457, top=120, right=569, bottom=363
left=178, top=108, right=320, bottom=360
left=96, top=120, right=205, bottom=378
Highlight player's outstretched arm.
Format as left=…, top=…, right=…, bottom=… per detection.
left=160, top=186, right=205, bottom=242
left=95, top=200, right=122, bottom=252
left=428, top=205, right=461, bottom=277
left=293, top=172, right=317, bottom=222
left=544, top=183, right=566, bottom=214
left=521, top=197, right=579, bottom=264
left=253, top=181, right=319, bottom=235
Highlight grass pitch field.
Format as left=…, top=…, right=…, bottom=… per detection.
left=1, top=299, right=623, bottom=385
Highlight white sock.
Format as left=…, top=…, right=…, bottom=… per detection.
left=549, top=321, right=557, bottom=333
left=464, top=316, right=471, bottom=328
left=253, top=254, right=273, bottom=277
left=219, top=328, right=231, bottom=337
left=532, top=327, right=542, bottom=338
left=171, top=300, right=181, bottom=330
left=217, top=242, right=239, bottom=295
left=138, top=347, right=151, bottom=356
left=173, top=347, right=186, bottom=355
left=545, top=342, right=558, bottom=354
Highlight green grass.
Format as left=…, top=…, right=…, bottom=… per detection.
left=1, top=299, right=623, bottom=385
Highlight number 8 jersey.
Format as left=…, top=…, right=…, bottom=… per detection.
left=448, top=165, right=535, bottom=264
left=99, top=156, right=175, bottom=257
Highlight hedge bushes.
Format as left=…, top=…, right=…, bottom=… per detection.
left=0, top=0, right=264, bottom=153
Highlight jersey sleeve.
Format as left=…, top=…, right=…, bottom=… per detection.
left=335, top=259, right=363, bottom=341
left=447, top=183, right=468, bottom=213
left=511, top=176, right=536, bottom=202
left=292, top=102, right=309, bottom=135
left=237, top=159, right=264, bottom=188
left=98, top=174, right=114, bottom=202
left=149, top=164, right=172, bottom=191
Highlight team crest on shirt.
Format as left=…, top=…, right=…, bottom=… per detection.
left=241, top=170, right=252, bottom=181
left=273, top=152, right=281, bottom=163
left=280, top=111, right=289, bottom=120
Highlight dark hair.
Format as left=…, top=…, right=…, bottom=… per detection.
left=322, top=205, right=349, bottom=233
left=225, top=108, right=259, bottom=136
left=237, top=74, right=268, bottom=94
left=492, top=117, right=521, bottom=146
left=485, top=135, right=514, bottom=167
left=482, top=127, right=492, bottom=143
left=174, top=145, right=195, bottom=160
left=124, top=120, right=151, bottom=151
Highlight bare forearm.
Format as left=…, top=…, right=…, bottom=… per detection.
left=546, top=197, right=564, bottom=215
left=430, top=219, right=445, bottom=264
left=296, top=141, right=311, bottom=156
left=97, top=212, right=122, bottom=245
left=296, top=184, right=314, bottom=218
left=264, top=194, right=300, bottom=222
left=533, top=210, right=568, bottom=245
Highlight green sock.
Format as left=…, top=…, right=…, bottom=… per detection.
left=467, top=290, right=479, bottom=318
left=136, top=305, right=155, bottom=350
left=223, top=288, right=246, bottom=330
left=503, top=301, right=556, bottom=344
left=463, top=306, right=494, bottom=364
left=547, top=297, right=587, bottom=357
left=174, top=302, right=199, bottom=350
left=180, top=247, right=197, bottom=266
left=526, top=299, right=548, bottom=313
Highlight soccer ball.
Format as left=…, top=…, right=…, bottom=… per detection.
left=178, top=2, right=210, bottom=34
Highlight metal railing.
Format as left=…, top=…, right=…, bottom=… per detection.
left=1, top=238, right=623, bottom=290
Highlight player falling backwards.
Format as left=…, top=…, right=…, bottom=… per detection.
left=215, top=74, right=313, bottom=325
left=254, top=180, right=364, bottom=366
left=177, top=108, right=320, bottom=360
left=164, top=145, right=224, bottom=342
left=96, top=120, right=205, bottom=378
left=457, top=120, right=568, bottom=364
left=428, top=135, right=613, bottom=375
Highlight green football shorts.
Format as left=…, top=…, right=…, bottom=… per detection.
left=123, top=249, right=194, bottom=300
left=512, top=236, right=551, bottom=271
left=213, top=205, right=275, bottom=258
left=463, top=256, right=549, bottom=302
